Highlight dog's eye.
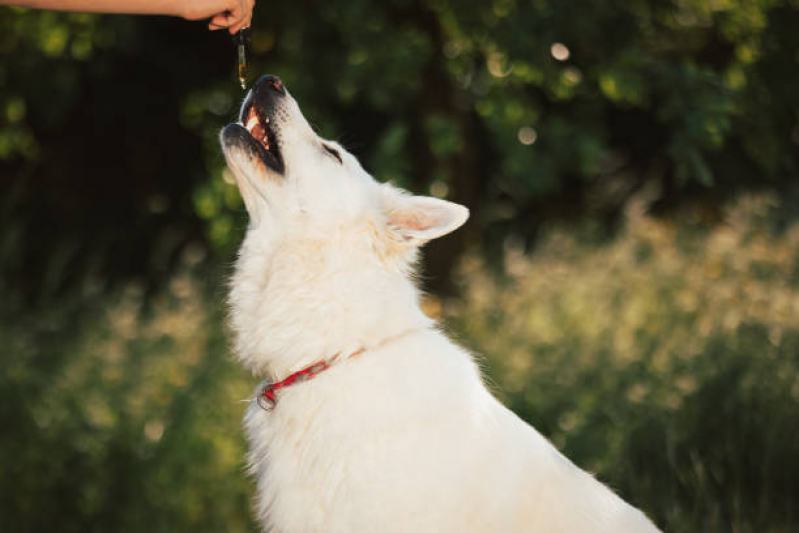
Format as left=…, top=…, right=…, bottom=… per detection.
left=323, top=144, right=343, bottom=164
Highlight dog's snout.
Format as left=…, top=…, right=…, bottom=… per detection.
left=257, top=75, right=286, bottom=96
left=245, top=75, right=288, bottom=121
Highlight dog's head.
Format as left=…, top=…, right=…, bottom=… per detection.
left=220, top=75, right=468, bottom=248
left=220, top=75, right=469, bottom=376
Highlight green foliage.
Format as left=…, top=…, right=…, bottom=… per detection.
left=2, top=2, right=799, bottom=530
left=2, top=1, right=799, bottom=298
left=0, top=265, right=257, bottom=532
left=2, top=194, right=797, bottom=531
left=446, top=193, right=799, bottom=531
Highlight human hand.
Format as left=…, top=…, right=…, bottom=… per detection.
left=179, top=0, right=254, bottom=34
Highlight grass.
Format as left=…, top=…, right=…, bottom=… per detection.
left=1, top=193, right=797, bottom=532
left=445, top=193, right=799, bottom=532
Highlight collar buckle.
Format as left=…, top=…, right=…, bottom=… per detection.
left=256, top=385, right=276, bottom=410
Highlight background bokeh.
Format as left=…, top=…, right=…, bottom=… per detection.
left=2, top=1, right=799, bottom=531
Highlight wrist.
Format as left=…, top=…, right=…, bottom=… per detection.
left=168, top=0, right=192, bottom=19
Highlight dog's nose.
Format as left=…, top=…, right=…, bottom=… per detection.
left=257, top=75, right=286, bottom=96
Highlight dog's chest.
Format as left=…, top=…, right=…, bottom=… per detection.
left=241, top=355, right=508, bottom=532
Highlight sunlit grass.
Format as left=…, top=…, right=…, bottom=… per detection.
left=0, top=264, right=258, bottom=532
left=445, top=193, right=799, bottom=532
left=2, top=194, right=797, bottom=532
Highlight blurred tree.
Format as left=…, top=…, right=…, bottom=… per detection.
left=2, top=0, right=799, bottom=297
left=2, top=3, right=799, bottom=532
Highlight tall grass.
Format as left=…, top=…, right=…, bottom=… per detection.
left=1, top=194, right=797, bottom=531
left=0, top=267, right=257, bottom=532
left=445, top=193, right=799, bottom=532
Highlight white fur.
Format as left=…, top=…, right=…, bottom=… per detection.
left=221, top=83, right=661, bottom=533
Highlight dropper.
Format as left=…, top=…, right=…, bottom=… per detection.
left=235, top=28, right=250, bottom=89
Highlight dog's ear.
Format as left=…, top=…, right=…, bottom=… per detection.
left=384, top=189, right=469, bottom=245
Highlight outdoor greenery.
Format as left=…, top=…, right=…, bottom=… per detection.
left=2, top=194, right=798, bottom=531
left=447, top=193, right=799, bottom=531
left=2, top=0, right=799, bottom=297
left=0, top=263, right=258, bottom=532
left=2, top=0, right=799, bottom=531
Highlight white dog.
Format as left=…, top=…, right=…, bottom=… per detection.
left=220, top=75, right=661, bottom=533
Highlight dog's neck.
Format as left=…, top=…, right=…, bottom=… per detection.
left=256, top=324, right=426, bottom=408
left=229, top=227, right=433, bottom=380
left=272, top=322, right=431, bottom=383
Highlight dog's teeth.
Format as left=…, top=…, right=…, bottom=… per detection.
left=245, top=115, right=259, bottom=131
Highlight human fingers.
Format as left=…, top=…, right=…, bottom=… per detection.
left=209, top=12, right=234, bottom=29
left=206, top=0, right=251, bottom=33
left=227, top=0, right=252, bottom=34
left=225, top=0, right=247, bottom=25
left=237, top=0, right=255, bottom=32
left=229, top=14, right=251, bottom=34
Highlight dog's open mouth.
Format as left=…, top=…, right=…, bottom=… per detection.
left=241, top=103, right=283, bottom=173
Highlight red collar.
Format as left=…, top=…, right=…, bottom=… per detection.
left=257, top=350, right=363, bottom=410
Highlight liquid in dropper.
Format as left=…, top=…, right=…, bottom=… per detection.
left=236, top=29, right=249, bottom=89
